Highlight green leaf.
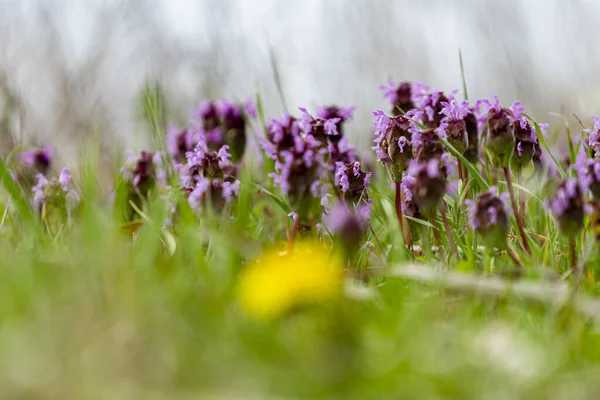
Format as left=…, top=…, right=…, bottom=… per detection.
left=404, top=215, right=438, bottom=230
left=458, top=49, right=469, bottom=101
left=0, top=161, right=35, bottom=224
left=249, top=183, right=291, bottom=214
left=440, top=138, right=490, bottom=189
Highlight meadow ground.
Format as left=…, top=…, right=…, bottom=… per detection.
left=2, top=83, right=600, bottom=399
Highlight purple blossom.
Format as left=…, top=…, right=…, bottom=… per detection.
left=19, top=146, right=53, bottom=174
left=298, top=107, right=314, bottom=134
left=401, top=158, right=447, bottom=217
left=188, top=176, right=211, bottom=211
left=466, top=187, right=511, bottom=249
left=32, top=174, right=48, bottom=209
left=574, top=146, right=600, bottom=199
left=371, top=110, right=415, bottom=180
left=324, top=118, right=341, bottom=135
left=548, top=178, right=584, bottom=237
left=324, top=202, right=370, bottom=253
left=440, top=100, right=470, bottom=120
left=585, top=116, right=600, bottom=156
left=32, top=170, right=80, bottom=213
left=58, top=168, right=72, bottom=191
left=222, top=180, right=241, bottom=202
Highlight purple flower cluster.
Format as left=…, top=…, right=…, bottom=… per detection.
left=178, top=140, right=240, bottom=211
left=575, top=146, right=600, bottom=200
left=548, top=178, right=584, bottom=237
left=480, top=94, right=522, bottom=167
left=168, top=98, right=257, bottom=163
left=265, top=115, right=328, bottom=199
left=334, top=161, right=371, bottom=204
left=263, top=107, right=366, bottom=221
left=380, top=81, right=415, bottom=115
left=121, top=150, right=167, bottom=193
left=401, top=158, right=448, bottom=217
left=19, top=146, right=53, bottom=174
left=324, top=202, right=371, bottom=254
left=372, top=111, right=415, bottom=181
left=465, top=187, right=511, bottom=249
left=415, top=87, right=458, bottom=129
left=32, top=168, right=80, bottom=213
left=437, top=100, right=470, bottom=153
left=584, top=116, right=600, bottom=157
left=316, top=105, right=356, bottom=139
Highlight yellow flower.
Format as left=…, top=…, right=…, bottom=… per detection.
left=237, top=241, right=343, bottom=319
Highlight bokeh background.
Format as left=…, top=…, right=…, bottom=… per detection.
left=2, top=0, right=600, bottom=166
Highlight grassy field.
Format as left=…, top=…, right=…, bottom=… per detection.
left=1, top=82, right=600, bottom=399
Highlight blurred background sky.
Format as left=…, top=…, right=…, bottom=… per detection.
left=2, top=0, right=600, bottom=165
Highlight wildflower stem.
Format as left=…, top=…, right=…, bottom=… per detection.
left=503, top=166, right=531, bottom=254
left=569, top=239, right=577, bottom=275
left=439, top=203, right=458, bottom=259
left=517, top=169, right=525, bottom=217
left=394, top=181, right=412, bottom=250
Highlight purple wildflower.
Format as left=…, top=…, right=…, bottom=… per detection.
left=585, top=116, right=600, bottom=156
left=415, top=88, right=457, bottom=129
left=411, top=127, right=446, bottom=163
left=380, top=81, right=416, bottom=116
left=167, top=125, right=199, bottom=163
left=262, top=113, right=301, bottom=158
left=297, top=107, right=346, bottom=145
left=372, top=110, right=415, bottom=181
left=19, top=146, right=53, bottom=175
left=401, top=158, right=448, bottom=217
left=574, top=146, right=600, bottom=200
left=438, top=100, right=470, bottom=154
left=32, top=174, right=48, bottom=209
left=328, top=136, right=358, bottom=166
left=548, top=178, right=585, bottom=237
left=482, top=94, right=519, bottom=167
left=334, top=161, right=371, bottom=204
left=316, top=105, right=355, bottom=137
left=32, top=170, right=80, bottom=214
left=324, top=202, right=371, bottom=254
left=466, top=187, right=511, bottom=249
left=121, top=151, right=158, bottom=192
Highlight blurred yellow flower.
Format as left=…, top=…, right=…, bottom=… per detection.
left=237, top=241, right=343, bottom=319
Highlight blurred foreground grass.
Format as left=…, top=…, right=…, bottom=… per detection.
left=1, top=160, right=600, bottom=400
